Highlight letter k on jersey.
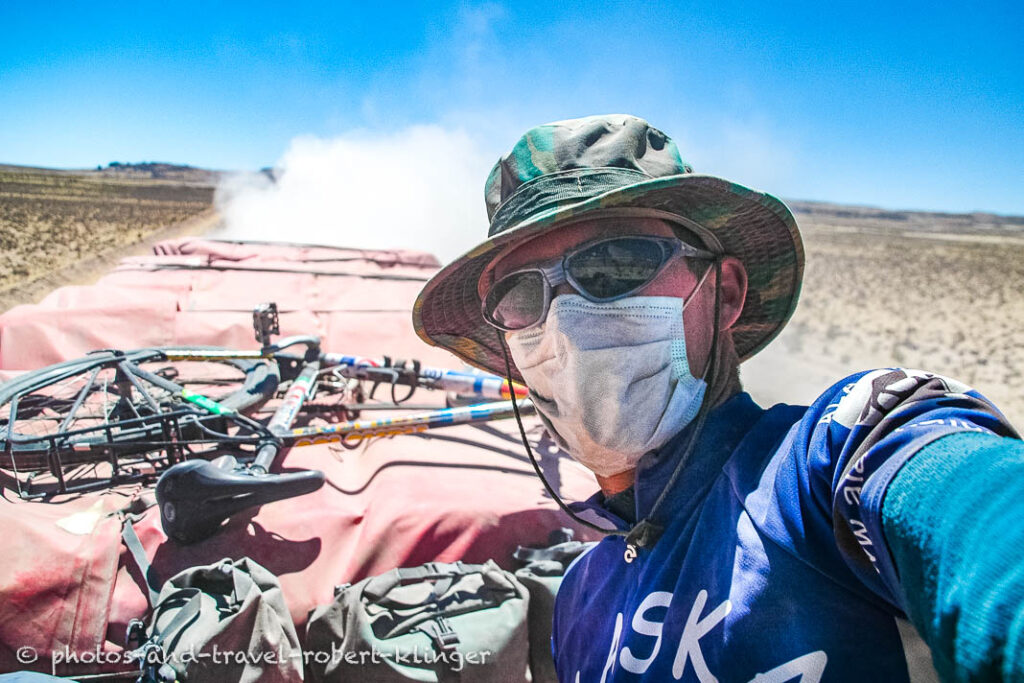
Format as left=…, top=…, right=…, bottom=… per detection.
left=672, top=590, right=732, bottom=680
left=586, top=589, right=828, bottom=682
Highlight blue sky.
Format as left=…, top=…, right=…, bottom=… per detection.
left=1, top=0, right=1022, bottom=215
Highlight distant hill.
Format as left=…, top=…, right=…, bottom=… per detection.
left=91, top=161, right=223, bottom=185
left=0, top=162, right=222, bottom=187
left=787, top=199, right=1024, bottom=237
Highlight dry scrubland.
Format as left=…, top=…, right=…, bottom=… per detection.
left=745, top=202, right=1024, bottom=428
left=0, top=164, right=215, bottom=306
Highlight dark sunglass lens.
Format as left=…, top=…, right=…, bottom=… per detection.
left=485, top=271, right=546, bottom=329
left=567, top=238, right=668, bottom=299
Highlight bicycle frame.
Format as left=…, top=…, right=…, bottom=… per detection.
left=286, top=398, right=535, bottom=447
left=159, top=343, right=527, bottom=402
left=157, top=342, right=534, bottom=449
left=1, top=302, right=538, bottom=542
left=152, top=345, right=534, bottom=543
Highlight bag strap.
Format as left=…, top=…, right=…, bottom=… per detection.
left=209, top=557, right=251, bottom=609
left=363, top=561, right=484, bottom=601
left=513, top=541, right=590, bottom=567
left=122, top=517, right=160, bottom=608
left=151, top=590, right=204, bottom=645
left=418, top=616, right=462, bottom=682
left=127, top=591, right=203, bottom=683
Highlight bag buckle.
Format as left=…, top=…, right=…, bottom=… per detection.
left=432, top=616, right=461, bottom=653
left=125, top=618, right=148, bottom=650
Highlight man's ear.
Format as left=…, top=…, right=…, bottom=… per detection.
left=717, top=256, right=747, bottom=331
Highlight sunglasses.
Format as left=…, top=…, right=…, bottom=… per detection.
left=482, top=235, right=717, bottom=332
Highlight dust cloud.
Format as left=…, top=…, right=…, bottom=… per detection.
left=214, top=125, right=494, bottom=262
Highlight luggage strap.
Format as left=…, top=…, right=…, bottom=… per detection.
left=418, top=616, right=462, bottom=681
left=122, top=516, right=160, bottom=608
left=363, top=561, right=483, bottom=601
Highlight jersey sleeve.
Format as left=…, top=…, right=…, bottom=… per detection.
left=783, top=368, right=1018, bottom=608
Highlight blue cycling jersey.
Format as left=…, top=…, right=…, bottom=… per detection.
left=552, top=368, right=1016, bottom=682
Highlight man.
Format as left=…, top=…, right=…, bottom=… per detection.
left=413, top=115, right=1024, bottom=681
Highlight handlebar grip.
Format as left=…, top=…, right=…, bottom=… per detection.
left=156, top=459, right=325, bottom=544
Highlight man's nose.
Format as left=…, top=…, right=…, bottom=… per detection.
left=552, top=282, right=577, bottom=298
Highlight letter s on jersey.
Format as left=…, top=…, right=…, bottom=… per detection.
left=620, top=591, right=673, bottom=674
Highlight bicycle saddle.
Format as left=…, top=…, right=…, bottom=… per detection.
left=156, top=458, right=325, bottom=544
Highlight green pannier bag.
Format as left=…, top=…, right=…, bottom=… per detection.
left=122, top=522, right=303, bottom=682
left=512, top=529, right=597, bottom=683
left=305, top=560, right=531, bottom=682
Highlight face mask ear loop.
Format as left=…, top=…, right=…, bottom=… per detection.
left=498, top=330, right=628, bottom=538
left=623, top=258, right=724, bottom=554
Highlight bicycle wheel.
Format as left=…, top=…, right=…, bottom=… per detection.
left=0, top=347, right=278, bottom=475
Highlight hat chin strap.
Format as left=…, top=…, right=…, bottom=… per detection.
left=498, top=259, right=724, bottom=557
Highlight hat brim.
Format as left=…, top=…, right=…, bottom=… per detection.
left=413, top=173, right=804, bottom=382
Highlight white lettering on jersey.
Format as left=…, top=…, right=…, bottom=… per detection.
left=579, top=589, right=828, bottom=682
left=843, top=486, right=862, bottom=505
left=748, top=650, right=828, bottom=683
left=598, top=612, right=624, bottom=683
left=849, top=518, right=877, bottom=563
left=671, top=589, right=732, bottom=681
left=620, top=591, right=673, bottom=674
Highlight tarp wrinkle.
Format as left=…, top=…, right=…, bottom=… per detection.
left=0, top=238, right=599, bottom=676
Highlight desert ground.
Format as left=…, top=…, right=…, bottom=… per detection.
left=1, top=164, right=1021, bottom=426
left=0, top=163, right=218, bottom=310
left=743, top=202, right=1024, bottom=427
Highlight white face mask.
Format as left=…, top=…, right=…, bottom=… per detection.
left=506, top=294, right=707, bottom=477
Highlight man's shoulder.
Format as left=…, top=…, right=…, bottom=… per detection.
left=723, top=367, right=992, bottom=497
left=789, top=367, right=1006, bottom=439
left=753, top=366, right=987, bottom=428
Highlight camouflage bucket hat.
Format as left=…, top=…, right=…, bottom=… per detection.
left=413, top=114, right=804, bottom=382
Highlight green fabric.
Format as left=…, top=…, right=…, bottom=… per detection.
left=882, top=431, right=1024, bottom=682
left=512, top=536, right=596, bottom=683
left=131, top=556, right=304, bottom=683
left=305, top=560, right=532, bottom=682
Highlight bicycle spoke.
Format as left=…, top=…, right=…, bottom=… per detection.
left=57, top=366, right=101, bottom=434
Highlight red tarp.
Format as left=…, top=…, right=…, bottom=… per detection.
left=0, top=238, right=601, bottom=677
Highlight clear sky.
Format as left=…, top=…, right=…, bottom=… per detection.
left=2, top=0, right=1022, bottom=215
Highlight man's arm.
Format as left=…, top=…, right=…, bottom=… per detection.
left=796, top=367, right=1023, bottom=678
left=883, top=431, right=1024, bottom=681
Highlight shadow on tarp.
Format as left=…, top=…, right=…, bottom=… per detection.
left=0, top=238, right=601, bottom=678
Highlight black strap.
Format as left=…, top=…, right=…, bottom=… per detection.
left=131, top=591, right=202, bottom=683
left=498, top=333, right=629, bottom=539
left=513, top=540, right=590, bottom=566
left=122, top=518, right=160, bottom=607
left=624, top=259, right=724, bottom=554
